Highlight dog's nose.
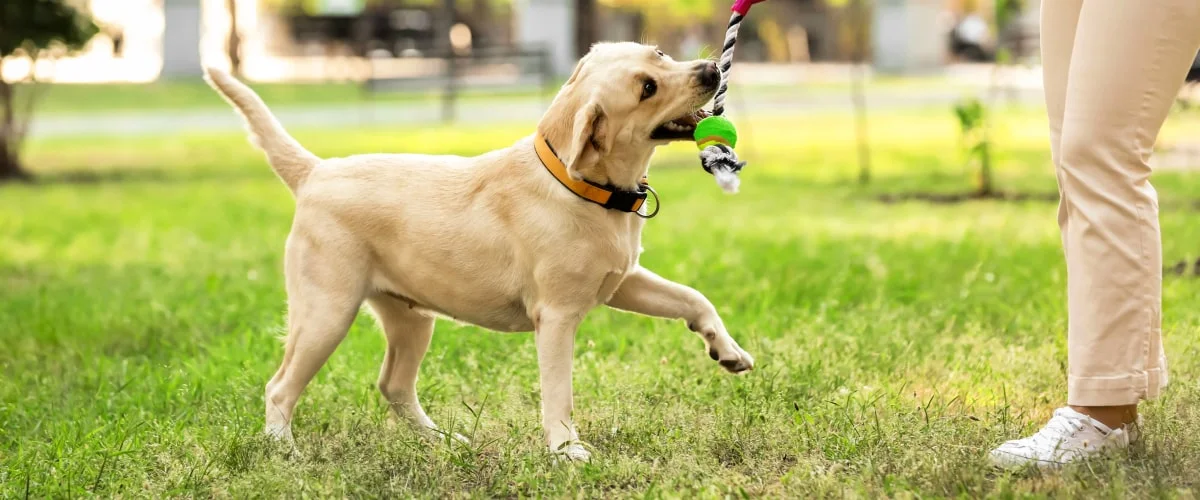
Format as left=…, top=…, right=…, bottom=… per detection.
left=697, top=61, right=720, bottom=90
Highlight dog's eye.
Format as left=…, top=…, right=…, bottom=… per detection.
left=655, top=49, right=665, bottom=58
left=641, top=79, right=657, bottom=101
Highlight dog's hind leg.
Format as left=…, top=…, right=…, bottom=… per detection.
left=264, top=233, right=368, bottom=444
left=365, top=294, right=454, bottom=441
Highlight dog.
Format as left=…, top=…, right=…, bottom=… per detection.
left=203, top=42, right=754, bottom=462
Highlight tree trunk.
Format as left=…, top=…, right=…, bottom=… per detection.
left=0, top=139, right=30, bottom=182
left=440, top=0, right=457, bottom=123
left=0, top=79, right=30, bottom=182
left=978, top=63, right=1001, bottom=197
left=575, top=0, right=597, bottom=58
left=226, top=0, right=241, bottom=76
left=977, top=140, right=993, bottom=196
left=851, top=62, right=870, bottom=185
left=849, top=0, right=871, bottom=185
left=471, top=0, right=493, bottom=47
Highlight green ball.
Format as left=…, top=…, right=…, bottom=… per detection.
left=694, top=115, right=738, bottom=150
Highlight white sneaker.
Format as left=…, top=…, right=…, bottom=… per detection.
left=989, top=407, right=1139, bottom=468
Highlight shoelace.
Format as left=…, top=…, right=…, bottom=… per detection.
left=1025, top=409, right=1087, bottom=449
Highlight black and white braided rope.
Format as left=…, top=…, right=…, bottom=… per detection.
left=700, top=11, right=746, bottom=194
left=712, top=12, right=743, bottom=117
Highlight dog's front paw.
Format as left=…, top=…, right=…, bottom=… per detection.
left=409, top=424, right=471, bottom=447
left=446, top=432, right=471, bottom=446
left=715, top=347, right=754, bottom=374
left=265, top=422, right=295, bottom=444
left=551, top=441, right=592, bottom=463
left=264, top=425, right=303, bottom=458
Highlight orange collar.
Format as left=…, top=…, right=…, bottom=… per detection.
left=534, top=132, right=654, bottom=215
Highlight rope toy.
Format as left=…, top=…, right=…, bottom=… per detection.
left=695, top=0, right=767, bottom=194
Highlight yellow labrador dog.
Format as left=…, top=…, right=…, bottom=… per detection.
left=204, top=42, right=754, bottom=461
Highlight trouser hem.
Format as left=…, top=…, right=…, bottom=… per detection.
left=1067, top=362, right=1168, bottom=406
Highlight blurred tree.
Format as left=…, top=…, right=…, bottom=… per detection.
left=469, top=0, right=497, bottom=47
left=949, top=0, right=1023, bottom=197
left=993, top=0, right=1024, bottom=58
left=828, top=0, right=872, bottom=184
left=601, top=0, right=714, bottom=19
left=576, top=0, right=597, bottom=58
left=601, top=0, right=716, bottom=45
left=0, top=0, right=98, bottom=182
left=266, top=0, right=514, bottom=11
left=954, top=97, right=992, bottom=196
left=756, top=19, right=790, bottom=62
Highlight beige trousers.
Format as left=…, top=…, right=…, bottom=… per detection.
left=1041, top=0, right=1200, bottom=406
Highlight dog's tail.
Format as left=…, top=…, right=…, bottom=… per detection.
left=203, top=67, right=319, bottom=194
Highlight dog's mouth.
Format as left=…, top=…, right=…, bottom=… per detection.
left=650, top=108, right=711, bottom=141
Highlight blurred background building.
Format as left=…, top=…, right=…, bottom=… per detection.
left=1, top=0, right=1046, bottom=85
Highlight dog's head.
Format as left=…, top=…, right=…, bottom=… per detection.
left=538, top=42, right=720, bottom=188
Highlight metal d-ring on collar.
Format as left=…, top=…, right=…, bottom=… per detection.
left=636, top=184, right=660, bottom=219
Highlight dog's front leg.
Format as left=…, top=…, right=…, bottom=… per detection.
left=533, top=307, right=590, bottom=462
left=607, top=266, right=754, bottom=373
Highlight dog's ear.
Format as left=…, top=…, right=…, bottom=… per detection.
left=564, top=52, right=591, bottom=86
left=560, top=98, right=610, bottom=178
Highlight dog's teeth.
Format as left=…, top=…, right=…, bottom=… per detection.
left=659, top=120, right=695, bottom=134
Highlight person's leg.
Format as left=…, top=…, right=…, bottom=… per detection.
left=1059, top=0, right=1200, bottom=417
left=1050, top=0, right=1138, bottom=432
left=1039, top=0, right=1132, bottom=430
left=1037, top=0, right=1138, bottom=430
left=1038, top=0, right=1138, bottom=431
left=992, top=0, right=1200, bottom=467
left=1040, top=0, right=1082, bottom=254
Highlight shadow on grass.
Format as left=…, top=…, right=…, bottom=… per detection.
left=877, top=191, right=1200, bottom=213
left=876, top=191, right=1061, bottom=204
left=1167, top=258, right=1200, bottom=277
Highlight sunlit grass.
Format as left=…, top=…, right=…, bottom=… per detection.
left=2, top=106, right=1200, bottom=497
left=30, top=77, right=977, bottom=115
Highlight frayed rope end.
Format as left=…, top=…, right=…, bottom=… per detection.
left=713, top=168, right=740, bottom=194
left=700, top=143, right=745, bottom=195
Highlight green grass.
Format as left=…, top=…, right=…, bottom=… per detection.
left=29, top=80, right=556, bottom=116
left=30, top=77, right=972, bottom=116
left=3, top=106, right=1200, bottom=498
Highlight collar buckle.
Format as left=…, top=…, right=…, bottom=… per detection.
left=602, top=186, right=648, bottom=213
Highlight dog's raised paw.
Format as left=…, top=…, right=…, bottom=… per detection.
left=718, top=350, right=754, bottom=374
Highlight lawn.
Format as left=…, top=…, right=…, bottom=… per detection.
left=29, top=76, right=971, bottom=116
left=28, top=80, right=552, bottom=116
left=3, top=104, right=1200, bottom=498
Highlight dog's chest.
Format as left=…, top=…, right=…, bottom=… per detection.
left=573, top=229, right=643, bottom=303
